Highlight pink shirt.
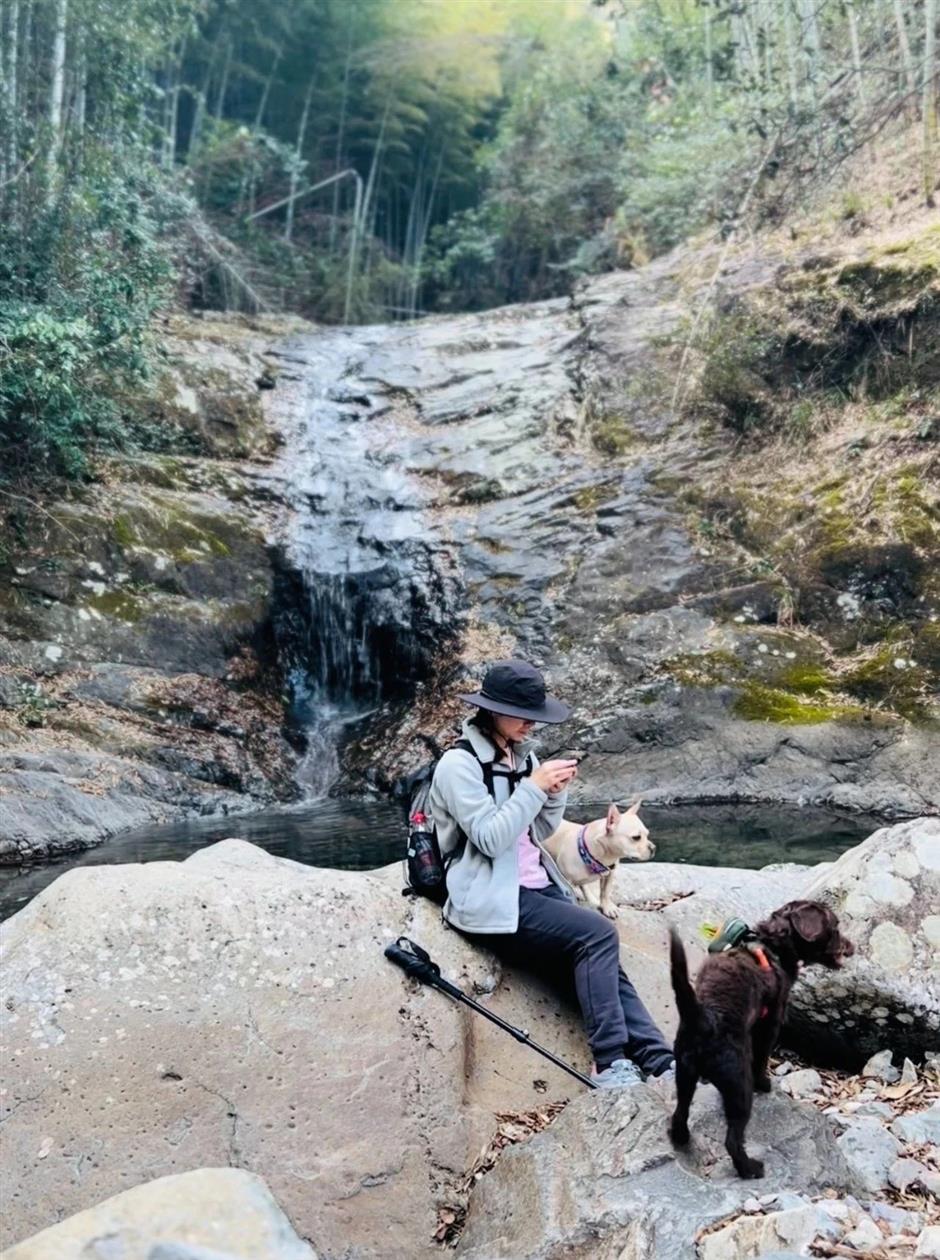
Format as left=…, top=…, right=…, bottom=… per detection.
left=517, top=828, right=550, bottom=888
left=502, top=748, right=550, bottom=889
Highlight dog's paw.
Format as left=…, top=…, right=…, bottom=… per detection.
left=669, top=1118, right=690, bottom=1147
left=600, top=904, right=620, bottom=919
left=737, top=1157, right=765, bottom=1179
left=754, top=1074, right=772, bottom=1093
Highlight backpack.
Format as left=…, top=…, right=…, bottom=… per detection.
left=402, top=739, right=533, bottom=904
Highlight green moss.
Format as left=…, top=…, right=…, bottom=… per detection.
left=591, top=414, right=638, bottom=457
left=112, top=515, right=136, bottom=548
left=913, top=621, right=940, bottom=672
left=572, top=482, right=619, bottom=512
left=86, top=590, right=147, bottom=623
left=841, top=643, right=932, bottom=716
left=734, top=682, right=864, bottom=724
left=774, top=662, right=833, bottom=694
left=662, top=649, right=739, bottom=687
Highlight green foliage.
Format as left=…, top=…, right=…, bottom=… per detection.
left=0, top=160, right=179, bottom=482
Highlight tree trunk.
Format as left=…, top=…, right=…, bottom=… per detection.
left=243, top=44, right=280, bottom=215
left=47, top=0, right=67, bottom=198
left=846, top=1, right=866, bottom=107
left=893, top=0, right=917, bottom=106
left=284, top=76, right=313, bottom=241
left=781, top=0, right=799, bottom=111
left=703, top=2, right=714, bottom=112
left=330, top=17, right=353, bottom=251
left=5, top=0, right=19, bottom=176
left=213, top=33, right=231, bottom=120
left=925, top=0, right=938, bottom=206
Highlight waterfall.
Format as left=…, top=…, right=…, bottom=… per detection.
left=274, top=328, right=450, bottom=797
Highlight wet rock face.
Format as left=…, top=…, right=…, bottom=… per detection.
left=786, top=816, right=940, bottom=1066
left=0, top=316, right=303, bottom=860
left=322, top=243, right=938, bottom=816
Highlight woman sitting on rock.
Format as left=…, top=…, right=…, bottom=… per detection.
left=429, top=658, right=675, bottom=1088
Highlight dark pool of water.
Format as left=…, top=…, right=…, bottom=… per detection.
left=0, top=800, right=884, bottom=922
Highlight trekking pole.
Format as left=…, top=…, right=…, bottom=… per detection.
left=384, top=936, right=597, bottom=1089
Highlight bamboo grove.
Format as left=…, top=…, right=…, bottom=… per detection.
left=0, top=0, right=937, bottom=481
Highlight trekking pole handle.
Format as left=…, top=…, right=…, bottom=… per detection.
left=384, top=936, right=463, bottom=997
left=384, top=934, right=436, bottom=973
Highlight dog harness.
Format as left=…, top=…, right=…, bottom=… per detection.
left=577, top=825, right=611, bottom=875
left=705, top=917, right=774, bottom=1018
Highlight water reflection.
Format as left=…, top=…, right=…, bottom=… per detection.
left=0, top=800, right=883, bottom=921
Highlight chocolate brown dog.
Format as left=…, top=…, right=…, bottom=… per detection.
left=668, top=900, right=854, bottom=1178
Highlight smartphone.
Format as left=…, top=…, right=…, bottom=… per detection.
left=545, top=748, right=589, bottom=764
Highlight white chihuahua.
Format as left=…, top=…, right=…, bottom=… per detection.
left=542, top=801, right=654, bottom=918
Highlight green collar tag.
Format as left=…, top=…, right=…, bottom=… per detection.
left=707, top=917, right=751, bottom=954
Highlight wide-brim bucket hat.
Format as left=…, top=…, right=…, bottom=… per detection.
left=458, top=659, right=571, bottom=724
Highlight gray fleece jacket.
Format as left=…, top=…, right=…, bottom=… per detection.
left=429, top=718, right=574, bottom=934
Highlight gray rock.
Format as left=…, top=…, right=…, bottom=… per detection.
left=901, top=1057, right=919, bottom=1084
left=889, top=1158, right=929, bottom=1191
left=843, top=1215, right=885, bottom=1251
left=849, top=1101, right=894, bottom=1120
left=697, top=1206, right=841, bottom=1260
left=2, top=1168, right=316, bottom=1259
left=917, top=1226, right=940, bottom=1258
left=781, top=1068, right=823, bottom=1098
left=456, top=1085, right=860, bottom=1259
left=0, top=842, right=593, bottom=1259
left=891, top=1101, right=940, bottom=1145
left=867, top=1200, right=924, bottom=1233
left=863, top=1049, right=901, bottom=1082
left=922, top=1171, right=940, bottom=1198
left=0, top=674, right=24, bottom=708
left=836, top=1119, right=904, bottom=1193
left=789, top=818, right=940, bottom=1066
left=149, top=1248, right=242, bottom=1260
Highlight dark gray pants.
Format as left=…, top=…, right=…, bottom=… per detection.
left=467, top=884, right=673, bottom=1076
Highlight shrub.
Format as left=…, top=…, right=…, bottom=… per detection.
left=0, top=159, right=178, bottom=483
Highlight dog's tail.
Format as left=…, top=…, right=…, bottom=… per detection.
left=669, top=928, right=699, bottom=1026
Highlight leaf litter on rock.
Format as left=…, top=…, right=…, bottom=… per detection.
left=433, top=1100, right=568, bottom=1247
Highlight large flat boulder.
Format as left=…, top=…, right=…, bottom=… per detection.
left=786, top=816, right=940, bottom=1066
left=3, top=1167, right=316, bottom=1260
left=456, top=1086, right=861, bottom=1259
left=0, top=840, right=589, bottom=1258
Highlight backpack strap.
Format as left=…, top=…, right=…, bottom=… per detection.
left=453, top=738, right=497, bottom=799
left=452, top=740, right=532, bottom=797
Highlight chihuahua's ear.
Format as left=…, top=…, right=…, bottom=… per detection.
left=606, top=801, right=621, bottom=832
left=625, top=796, right=643, bottom=815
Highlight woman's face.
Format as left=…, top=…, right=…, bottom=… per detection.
left=493, top=712, right=536, bottom=744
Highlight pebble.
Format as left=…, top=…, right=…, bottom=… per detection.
left=781, top=1068, right=823, bottom=1098
left=743, top=1198, right=763, bottom=1213
left=868, top=1201, right=923, bottom=1233
left=916, top=1226, right=940, bottom=1258
left=922, top=1171, right=940, bottom=1198
left=843, top=1216, right=884, bottom=1251
left=851, top=1101, right=894, bottom=1120
left=900, top=1057, right=919, bottom=1084
left=888, top=1157, right=928, bottom=1191
left=862, top=1049, right=900, bottom=1083
left=774, top=1060, right=795, bottom=1076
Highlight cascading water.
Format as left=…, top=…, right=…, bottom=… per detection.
left=273, top=328, right=450, bottom=797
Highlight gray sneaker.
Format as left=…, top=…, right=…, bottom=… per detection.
left=647, top=1062, right=676, bottom=1094
left=592, top=1058, right=643, bottom=1089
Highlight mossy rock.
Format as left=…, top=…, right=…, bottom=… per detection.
left=815, top=541, right=924, bottom=607
left=912, top=620, right=940, bottom=672
left=840, top=643, right=933, bottom=717
left=733, top=682, right=866, bottom=725
left=591, top=413, right=639, bottom=456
